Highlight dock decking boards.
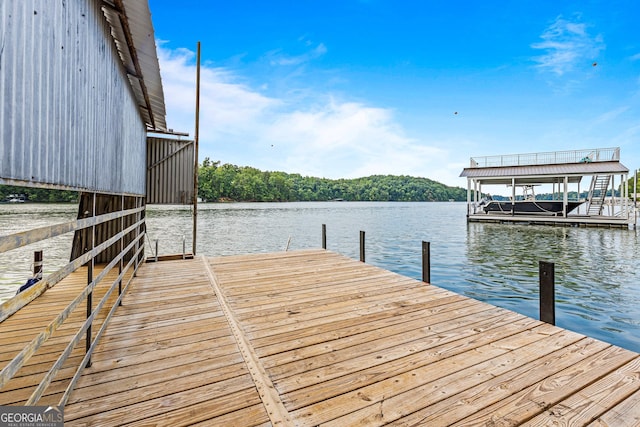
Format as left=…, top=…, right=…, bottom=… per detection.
left=0, top=266, right=127, bottom=407
left=2, top=249, right=639, bottom=425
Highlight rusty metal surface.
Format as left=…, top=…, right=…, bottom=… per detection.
left=102, top=0, right=167, bottom=131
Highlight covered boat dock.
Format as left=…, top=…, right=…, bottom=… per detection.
left=460, top=147, right=637, bottom=228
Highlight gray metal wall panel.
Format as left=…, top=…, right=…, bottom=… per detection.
left=146, top=137, right=194, bottom=204
left=0, top=0, right=146, bottom=195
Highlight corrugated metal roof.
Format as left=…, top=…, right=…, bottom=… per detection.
left=460, top=161, right=629, bottom=185
left=102, top=0, right=167, bottom=131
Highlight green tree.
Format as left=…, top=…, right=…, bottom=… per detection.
left=195, top=161, right=467, bottom=203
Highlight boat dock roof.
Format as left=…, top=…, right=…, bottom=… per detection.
left=1, top=249, right=639, bottom=425
left=460, top=147, right=629, bottom=185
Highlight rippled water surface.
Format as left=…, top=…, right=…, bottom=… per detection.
left=1, top=202, right=639, bottom=352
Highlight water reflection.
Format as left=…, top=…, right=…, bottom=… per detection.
left=462, top=222, right=640, bottom=351
left=1, top=202, right=638, bottom=352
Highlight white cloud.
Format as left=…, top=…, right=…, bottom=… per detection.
left=592, top=106, right=630, bottom=125
left=264, top=100, right=448, bottom=179
left=531, top=16, right=604, bottom=76
left=157, top=45, right=463, bottom=187
left=266, top=43, right=327, bottom=66
left=158, top=46, right=278, bottom=138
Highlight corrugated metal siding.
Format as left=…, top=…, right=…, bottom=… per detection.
left=0, top=0, right=146, bottom=195
left=146, top=137, right=194, bottom=204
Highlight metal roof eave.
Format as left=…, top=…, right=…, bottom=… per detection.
left=101, top=0, right=167, bottom=132
left=460, top=161, right=630, bottom=185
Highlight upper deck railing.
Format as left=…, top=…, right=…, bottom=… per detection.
left=469, top=147, right=620, bottom=168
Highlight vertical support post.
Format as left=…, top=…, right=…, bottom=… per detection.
left=33, top=251, right=43, bottom=279
left=511, top=178, right=516, bottom=215
left=422, top=241, right=430, bottom=283
left=118, top=194, right=124, bottom=305
left=155, top=240, right=159, bottom=262
left=473, top=179, right=478, bottom=213
left=183, top=236, right=186, bottom=260
left=635, top=169, right=638, bottom=206
left=539, top=261, right=555, bottom=325
left=610, top=174, right=615, bottom=216
left=635, top=169, right=638, bottom=229
left=578, top=181, right=581, bottom=206
left=563, top=176, right=568, bottom=216
left=134, top=197, right=140, bottom=277
left=359, top=231, right=365, bottom=262
left=193, top=41, right=201, bottom=256
left=322, top=224, right=327, bottom=249
left=86, top=192, right=96, bottom=367
left=624, top=173, right=629, bottom=219
left=466, top=178, right=471, bottom=217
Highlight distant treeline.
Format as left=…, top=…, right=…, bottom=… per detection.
left=0, top=185, right=78, bottom=203
left=4, top=163, right=637, bottom=203
left=198, top=158, right=467, bottom=202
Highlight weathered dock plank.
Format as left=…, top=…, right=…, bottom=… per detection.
left=63, top=258, right=270, bottom=426
left=206, top=250, right=640, bottom=426
left=0, top=266, right=126, bottom=406
left=2, top=249, right=639, bottom=425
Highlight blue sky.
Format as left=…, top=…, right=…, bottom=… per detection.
left=148, top=0, right=640, bottom=188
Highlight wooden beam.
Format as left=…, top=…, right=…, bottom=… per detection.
left=202, top=257, right=293, bottom=426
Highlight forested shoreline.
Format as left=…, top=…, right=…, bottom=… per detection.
left=197, top=159, right=466, bottom=202
left=3, top=159, right=638, bottom=203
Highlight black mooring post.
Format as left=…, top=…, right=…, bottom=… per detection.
left=33, top=251, right=43, bottom=279
left=539, top=261, right=555, bottom=325
left=422, top=241, right=431, bottom=283
left=322, top=224, right=327, bottom=249
left=360, top=230, right=365, bottom=262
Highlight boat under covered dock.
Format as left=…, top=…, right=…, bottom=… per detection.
left=460, top=147, right=637, bottom=228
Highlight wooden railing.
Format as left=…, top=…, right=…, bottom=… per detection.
left=0, top=198, right=145, bottom=406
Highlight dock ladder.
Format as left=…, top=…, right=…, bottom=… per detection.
left=587, top=174, right=611, bottom=215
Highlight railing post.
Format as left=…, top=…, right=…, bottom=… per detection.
left=118, top=194, right=124, bottom=305
left=422, top=241, right=430, bottom=283
left=322, top=224, right=327, bottom=249
left=33, top=250, right=43, bottom=280
left=86, top=192, right=96, bottom=368
left=133, top=197, right=140, bottom=277
left=359, top=231, right=365, bottom=262
left=155, top=239, right=159, bottom=262
left=539, top=261, right=555, bottom=325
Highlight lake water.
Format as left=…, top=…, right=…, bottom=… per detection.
left=1, top=202, right=639, bottom=353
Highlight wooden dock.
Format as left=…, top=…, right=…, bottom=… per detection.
left=468, top=213, right=635, bottom=228
left=2, top=249, right=639, bottom=425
